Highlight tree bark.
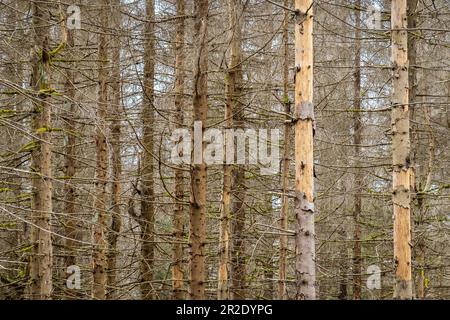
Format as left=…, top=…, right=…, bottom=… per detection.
left=228, top=1, right=246, bottom=299
left=189, top=0, right=209, bottom=300
left=63, top=27, right=79, bottom=299
left=107, top=0, right=123, bottom=299
left=294, top=0, right=316, bottom=300
left=92, top=0, right=109, bottom=300
left=278, top=0, right=290, bottom=301
left=172, top=0, right=186, bottom=301
left=28, top=0, right=53, bottom=300
left=406, top=0, right=426, bottom=300
left=218, top=0, right=243, bottom=300
left=391, top=0, right=413, bottom=300
left=141, top=0, right=156, bottom=300
left=352, top=0, right=362, bottom=300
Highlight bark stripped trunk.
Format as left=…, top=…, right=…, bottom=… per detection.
left=391, top=0, right=413, bottom=300
left=352, top=0, right=362, bottom=300
left=189, top=0, right=209, bottom=300
left=28, top=1, right=53, bottom=300
left=294, top=0, right=316, bottom=300
left=218, top=0, right=243, bottom=300
left=278, top=0, right=290, bottom=300
left=92, top=0, right=109, bottom=299
left=107, top=0, right=123, bottom=299
left=141, top=0, right=156, bottom=300
left=172, top=0, right=186, bottom=300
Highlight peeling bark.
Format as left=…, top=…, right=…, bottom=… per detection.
left=294, top=0, right=316, bottom=300
left=391, top=0, right=413, bottom=300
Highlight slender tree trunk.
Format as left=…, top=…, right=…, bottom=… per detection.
left=294, top=0, right=316, bottom=300
left=352, top=0, right=362, bottom=300
left=141, top=0, right=156, bottom=300
left=92, top=0, right=109, bottom=299
left=189, top=0, right=209, bottom=300
left=278, top=0, right=290, bottom=301
left=107, top=0, right=123, bottom=299
left=228, top=3, right=246, bottom=300
left=28, top=0, right=53, bottom=300
left=406, top=0, right=425, bottom=300
left=172, top=0, right=186, bottom=300
left=391, top=0, right=413, bottom=300
left=63, top=28, right=79, bottom=299
left=218, top=0, right=243, bottom=300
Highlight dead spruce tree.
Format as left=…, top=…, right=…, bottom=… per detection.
left=294, top=0, right=316, bottom=300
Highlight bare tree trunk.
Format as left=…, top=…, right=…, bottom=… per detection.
left=28, top=0, right=53, bottom=300
left=172, top=0, right=186, bottom=300
left=141, top=0, right=156, bottom=300
left=406, top=0, right=426, bottom=300
left=391, top=0, right=413, bottom=300
left=278, top=0, right=290, bottom=301
left=107, top=0, right=123, bottom=299
left=352, top=0, right=362, bottom=300
left=189, top=0, right=209, bottom=300
left=218, top=0, right=243, bottom=300
left=63, top=27, right=79, bottom=299
left=294, top=0, right=316, bottom=300
left=228, top=3, right=246, bottom=299
left=92, top=0, right=109, bottom=300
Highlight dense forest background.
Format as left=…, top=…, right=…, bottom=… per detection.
left=0, top=0, right=448, bottom=300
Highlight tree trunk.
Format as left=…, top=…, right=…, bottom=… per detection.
left=294, top=0, right=316, bottom=300
left=218, top=0, right=243, bottom=300
left=92, top=0, right=109, bottom=300
left=172, top=0, right=186, bottom=301
left=28, top=0, right=53, bottom=300
left=278, top=0, right=290, bottom=301
left=406, top=0, right=425, bottom=300
left=391, top=0, right=413, bottom=300
left=189, top=0, right=209, bottom=300
left=228, top=3, right=246, bottom=299
left=141, top=0, right=156, bottom=300
left=107, top=0, right=123, bottom=299
left=63, top=27, right=79, bottom=299
left=352, top=0, right=362, bottom=300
